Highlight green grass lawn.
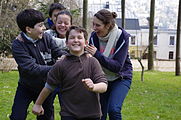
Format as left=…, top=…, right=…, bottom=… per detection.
left=0, top=71, right=181, bottom=120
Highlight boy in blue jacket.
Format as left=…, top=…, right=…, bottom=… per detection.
left=44, top=2, right=66, bottom=29
left=10, top=9, right=64, bottom=120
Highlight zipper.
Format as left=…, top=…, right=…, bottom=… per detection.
left=34, top=43, right=36, bottom=47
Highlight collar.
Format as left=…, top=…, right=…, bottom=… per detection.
left=98, top=24, right=119, bottom=42
left=21, top=32, right=38, bottom=43
left=66, top=52, right=88, bottom=59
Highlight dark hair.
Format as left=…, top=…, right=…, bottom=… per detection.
left=48, top=3, right=66, bottom=17
left=66, top=26, right=88, bottom=42
left=16, top=9, right=44, bottom=33
left=56, top=10, right=72, bottom=24
left=94, top=9, right=117, bottom=30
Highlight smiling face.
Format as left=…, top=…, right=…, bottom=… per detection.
left=55, top=14, right=71, bottom=38
left=92, top=16, right=109, bottom=37
left=66, top=29, right=87, bottom=56
left=26, top=22, right=46, bottom=40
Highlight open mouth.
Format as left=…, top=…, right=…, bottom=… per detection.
left=72, top=44, right=80, bottom=47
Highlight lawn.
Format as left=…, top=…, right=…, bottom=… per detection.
left=0, top=71, right=181, bottom=120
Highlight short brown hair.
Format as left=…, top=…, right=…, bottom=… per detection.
left=66, top=26, right=88, bottom=42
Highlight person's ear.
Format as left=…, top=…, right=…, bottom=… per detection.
left=85, top=40, right=88, bottom=45
left=105, top=24, right=111, bottom=30
left=84, top=40, right=89, bottom=48
left=26, top=26, right=32, bottom=34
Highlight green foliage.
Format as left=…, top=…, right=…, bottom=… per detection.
left=70, top=8, right=82, bottom=26
left=0, top=71, right=181, bottom=120
left=37, top=1, right=49, bottom=18
left=70, top=8, right=81, bottom=16
left=0, top=0, right=30, bottom=56
left=0, top=27, right=18, bottom=56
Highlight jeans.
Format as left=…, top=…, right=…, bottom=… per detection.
left=61, top=116, right=100, bottom=120
left=100, top=78, right=131, bottom=120
left=10, top=83, right=54, bottom=120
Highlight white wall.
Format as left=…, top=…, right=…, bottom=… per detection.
left=130, top=28, right=178, bottom=60
left=157, top=30, right=177, bottom=60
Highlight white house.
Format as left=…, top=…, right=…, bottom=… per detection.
left=88, top=0, right=181, bottom=60
left=116, top=18, right=181, bottom=60
left=155, top=29, right=178, bottom=60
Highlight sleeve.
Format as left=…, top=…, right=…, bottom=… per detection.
left=44, top=32, right=67, bottom=59
left=47, top=61, right=63, bottom=86
left=90, top=57, right=107, bottom=84
left=12, top=40, right=52, bottom=76
left=93, top=35, right=129, bottom=73
left=45, top=82, right=56, bottom=91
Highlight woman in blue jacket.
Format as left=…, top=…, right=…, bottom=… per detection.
left=85, top=9, right=133, bottom=120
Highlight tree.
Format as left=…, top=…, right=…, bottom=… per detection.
left=148, top=0, right=155, bottom=70
left=121, top=0, right=125, bottom=29
left=0, top=0, right=30, bottom=57
left=82, top=0, right=88, bottom=30
left=54, top=0, right=59, bottom=3
left=59, top=0, right=82, bottom=25
left=175, top=0, right=181, bottom=76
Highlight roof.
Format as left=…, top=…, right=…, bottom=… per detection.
left=116, top=18, right=140, bottom=30
left=140, top=25, right=158, bottom=29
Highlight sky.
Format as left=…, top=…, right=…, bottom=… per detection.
left=88, top=0, right=179, bottom=29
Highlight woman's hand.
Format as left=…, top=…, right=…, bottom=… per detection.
left=16, top=33, right=24, bottom=41
left=85, top=44, right=97, bottom=56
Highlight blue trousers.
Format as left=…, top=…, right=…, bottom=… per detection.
left=52, top=87, right=61, bottom=104
left=10, top=83, right=54, bottom=120
left=100, top=78, right=131, bottom=120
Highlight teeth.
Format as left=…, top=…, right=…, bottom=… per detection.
left=73, top=44, right=80, bottom=46
left=59, top=30, right=65, bottom=31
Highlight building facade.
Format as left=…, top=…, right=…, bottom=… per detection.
left=88, top=0, right=180, bottom=60
left=117, top=20, right=179, bottom=60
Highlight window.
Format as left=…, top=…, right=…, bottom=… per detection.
left=131, top=36, right=136, bottom=45
left=169, top=51, right=174, bottom=59
left=117, top=8, right=121, bottom=12
left=154, top=35, right=157, bottom=45
left=104, top=2, right=109, bottom=9
left=169, top=36, right=175, bottom=45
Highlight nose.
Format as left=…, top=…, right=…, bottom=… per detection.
left=73, top=37, right=80, bottom=42
left=42, top=24, right=46, bottom=30
left=74, top=37, right=78, bottom=41
left=93, top=24, right=97, bottom=31
left=61, top=22, right=65, bottom=26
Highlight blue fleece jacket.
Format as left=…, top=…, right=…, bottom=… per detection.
left=12, top=32, right=65, bottom=93
left=89, top=28, right=133, bottom=80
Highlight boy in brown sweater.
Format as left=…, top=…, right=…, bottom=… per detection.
left=32, top=26, right=107, bottom=120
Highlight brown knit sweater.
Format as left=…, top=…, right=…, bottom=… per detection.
left=47, top=53, right=107, bottom=119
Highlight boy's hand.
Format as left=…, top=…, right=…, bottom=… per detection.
left=82, top=78, right=94, bottom=91
left=57, top=55, right=66, bottom=61
left=32, top=104, right=44, bottom=116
